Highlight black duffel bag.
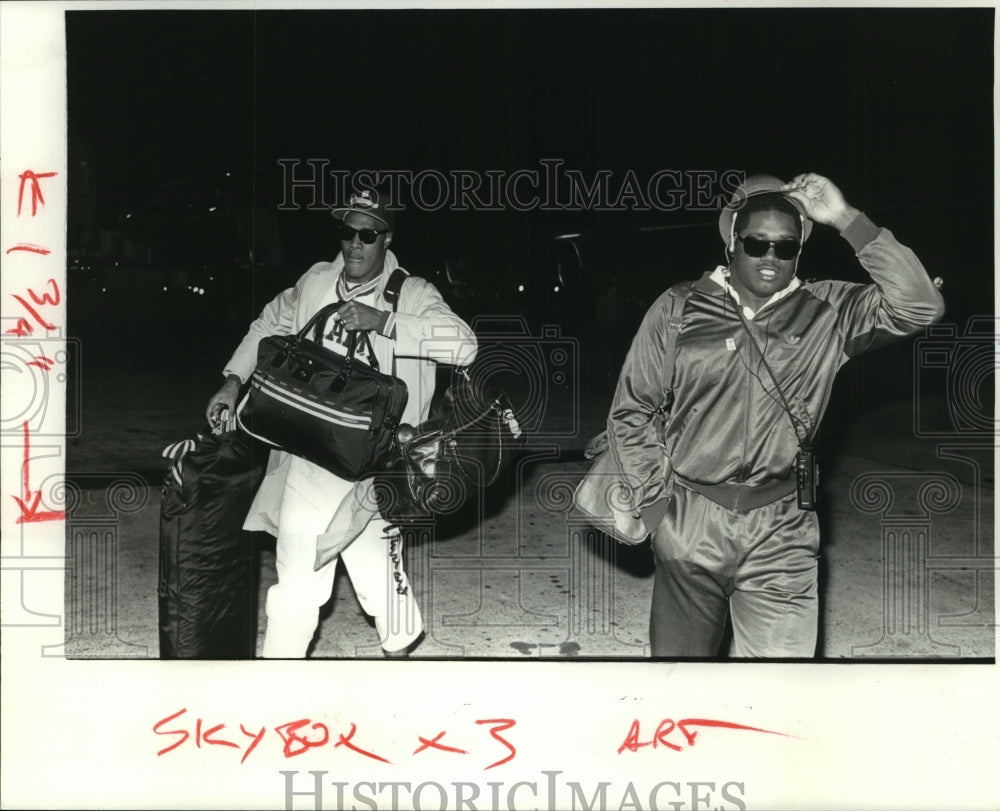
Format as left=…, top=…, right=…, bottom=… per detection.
left=159, top=427, right=267, bottom=659
left=236, top=302, right=408, bottom=481
left=374, top=368, right=525, bottom=521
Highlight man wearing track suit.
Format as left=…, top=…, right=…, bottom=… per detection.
left=608, top=173, right=944, bottom=657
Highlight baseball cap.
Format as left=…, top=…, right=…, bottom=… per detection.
left=331, top=186, right=395, bottom=230
left=718, top=174, right=812, bottom=245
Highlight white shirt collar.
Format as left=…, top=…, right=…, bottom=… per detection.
left=709, top=265, right=800, bottom=320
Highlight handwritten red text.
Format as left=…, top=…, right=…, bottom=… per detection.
left=618, top=717, right=792, bottom=754
left=153, top=709, right=518, bottom=770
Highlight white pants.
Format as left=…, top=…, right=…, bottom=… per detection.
left=261, top=457, right=423, bottom=658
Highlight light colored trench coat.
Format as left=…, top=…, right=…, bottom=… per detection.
left=223, top=250, right=478, bottom=562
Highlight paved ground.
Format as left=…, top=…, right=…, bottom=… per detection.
left=63, top=330, right=995, bottom=661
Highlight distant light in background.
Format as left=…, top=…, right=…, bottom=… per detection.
left=208, top=206, right=217, bottom=212
left=517, top=284, right=525, bottom=292
left=553, top=285, right=560, bottom=293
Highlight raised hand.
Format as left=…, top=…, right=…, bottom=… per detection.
left=782, top=173, right=859, bottom=231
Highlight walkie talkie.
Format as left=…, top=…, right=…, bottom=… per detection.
left=795, top=446, right=818, bottom=511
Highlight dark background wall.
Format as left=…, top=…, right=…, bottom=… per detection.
left=66, top=7, right=993, bottom=371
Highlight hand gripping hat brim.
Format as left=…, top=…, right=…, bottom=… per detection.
left=331, top=187, right=395, bottom=230
left=719, top=174, right=813, bottom=244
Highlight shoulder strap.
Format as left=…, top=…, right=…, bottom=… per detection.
left=644, top=281, right=693, bottom=463
left=731, top=298, right=811, bottom=446
left=383, top=267, right=409, bottom=312
left=585, top=281, right=693, bottom=460
left=382, top=267, right=409, bottom=377
left=658, top=281, right=694, bottom=412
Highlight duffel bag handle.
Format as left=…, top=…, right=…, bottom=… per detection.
left=303, top=302, right=343, bottom=344
left=298, top=302, right=380, bottom=372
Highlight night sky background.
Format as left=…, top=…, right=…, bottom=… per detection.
left=66, top=6, right=994, bottom=375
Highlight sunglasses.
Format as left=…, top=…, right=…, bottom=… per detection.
left=738, top=235, right=801, bottom=260
left=338, top=223, right=390, bottom=245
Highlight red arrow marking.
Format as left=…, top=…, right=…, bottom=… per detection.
left=12, top=420, right=64, bottom=523
left=17, top=170, right=58, bottom=217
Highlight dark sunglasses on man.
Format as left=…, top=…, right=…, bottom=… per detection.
left=738, top=235, right=802, bottom=261
left=338, top=223, right=390, bottom=245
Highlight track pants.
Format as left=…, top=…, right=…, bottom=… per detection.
left=649, top=481, right=820, bottom=658
left=261, top=457, right=423, bottom=658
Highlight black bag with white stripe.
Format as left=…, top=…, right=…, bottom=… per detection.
left=236, top=302, right=408, bottom=481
